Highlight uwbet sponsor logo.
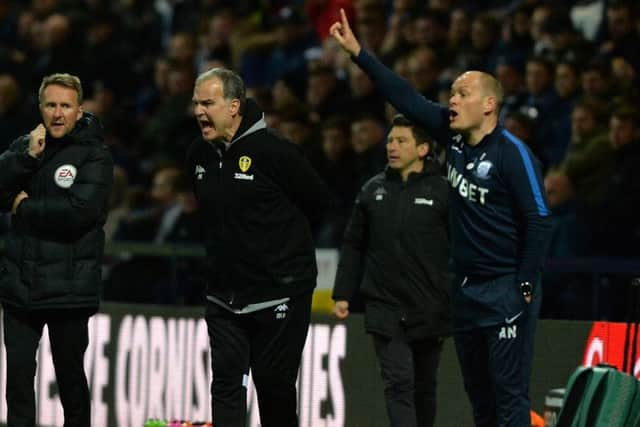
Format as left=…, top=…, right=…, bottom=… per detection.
left=54, top=164, right=77, bottom=188
left=447, top=165, right=489, bottom=205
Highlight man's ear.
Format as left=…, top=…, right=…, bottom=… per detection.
left=76, top=105, right=84, bottom=121
left=230, top=99, right=241, bottom=116
left=418, top=142, right=430, bottom=158
left=484, top=95, right=497, bottom=116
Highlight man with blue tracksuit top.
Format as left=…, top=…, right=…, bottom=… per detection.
left=331, top=10, right=552, bottom=427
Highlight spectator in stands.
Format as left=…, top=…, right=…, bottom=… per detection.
left=354, top=3, right=387, bottom=56
left=544, top=99, right=611, bottom=211
left=523, top=55, right=560, bottom=166
left=350, top=113, right=388, bottom=189
left=106, top=165, right=200, bottom=304
left=346, top=60, right=387, bottom=120
left=278, top=110, right=317, bottom=156
left=495, top=57, right=527, bottom=124
left=311, top=115, right=357, bottom=247
left=551, top=60, right=583, bottom=163
left=306, top=64, right=350, bottom=123
left=264, top=6, right=317, bottom=86
left=140, top=63, right=198, bottom=165
left=590, top=106, right=640, bottom=256
left=333, top=115, right=451, bottom=427
left=272, top=71, right=307, bottom=111
left=0, top=73, right=31, bottom=149
left=407, top=47, right=441, bottom=101
left=466, top=13, right=502, bottom=72
left=580, top=60, right=613, bottom=106
left=598, top=1, right=640, bottom=71
left=195, top=8, right=234, bottom=73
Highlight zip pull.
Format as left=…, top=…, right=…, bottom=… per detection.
left=460, top=276, right=468, bottom=287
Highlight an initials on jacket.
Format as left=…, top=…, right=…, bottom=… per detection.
left=54, top=164, right=77, bottom=189
left=447, top=165, right=489, bottom=205
left=498, top=325, right=517, bottom=340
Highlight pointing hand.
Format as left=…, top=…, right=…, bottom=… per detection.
left=329, top=8, right=361, bottom=57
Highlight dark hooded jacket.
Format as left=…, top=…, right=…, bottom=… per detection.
left=0, top=112, right=113, bottom=309
left=333, top=160, right=452, bottom=340
left=186, top=98, right=330, bottom=308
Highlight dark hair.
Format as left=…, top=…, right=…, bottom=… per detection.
left=572, top=98, right=606, bottom=122
left=611, top=105, right=640, bottom=127
left=321, top=115, right=350, bottom=133
left=391, top=114, right=432, bottom=147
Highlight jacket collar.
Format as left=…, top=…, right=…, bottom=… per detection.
left=230, top=98, right=266, bottom=145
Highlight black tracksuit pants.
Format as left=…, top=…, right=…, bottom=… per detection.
left=2, top=306, right=93, bottom=427
left=372, top=329, right=444, bottom=427
left=205, top=290, right=313, bottom=427
left=453, top=275, right=542, bottom=427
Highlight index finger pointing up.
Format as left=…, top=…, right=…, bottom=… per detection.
left=340, top=8, right=350, bottom=30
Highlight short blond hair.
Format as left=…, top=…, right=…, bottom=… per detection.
left=38, top=73, right=83, bottom=105
left=479, top=72, right=504, bottom=110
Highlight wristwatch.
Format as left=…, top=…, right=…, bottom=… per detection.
left=520, top=281, right=533, bottom=298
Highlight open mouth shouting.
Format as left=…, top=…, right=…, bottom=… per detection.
left=198, top=117, right=216, bottom=139
left=449, top=109, right=459, bottom=123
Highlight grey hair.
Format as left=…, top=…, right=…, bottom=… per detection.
left=196, top=68, right=246, bottom=111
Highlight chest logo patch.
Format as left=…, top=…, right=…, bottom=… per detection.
left=474, top=160, right=493, bottom=179
left=414, top=198, right=433, bottom=206
left=238, top=156, right=252, bottom=172
left=195, top=164, right=206, bottom=180
left=54, top=164, right=77, bottom=189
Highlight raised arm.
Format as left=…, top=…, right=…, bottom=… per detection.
left=330, top=8, right=449, bottom=140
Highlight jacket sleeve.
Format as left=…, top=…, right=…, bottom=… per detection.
left=354, top=49, right=450, bottom=142
left=16, top=145, right=113, bottom=235
left=502, top=139, right=553, bottom=284
left=0, top=136, right=40, bottom=212
left=332, top=189, right=368, bottom=302
left=276, top=140, right=331, bottom=223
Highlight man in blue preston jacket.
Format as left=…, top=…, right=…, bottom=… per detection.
left=331, top=9, right=552, bottom=427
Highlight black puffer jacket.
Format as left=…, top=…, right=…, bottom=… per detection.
left=0, top=113, right=113, bottom=309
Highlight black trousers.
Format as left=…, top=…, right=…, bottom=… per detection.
left=372, top=331, right=444, bottom=427
left=205, top=291, right=312, bottom=427
left=2, top=306, right=94, bottom=427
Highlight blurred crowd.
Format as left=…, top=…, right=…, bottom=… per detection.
left=1, top=0, right=639, bottom=315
